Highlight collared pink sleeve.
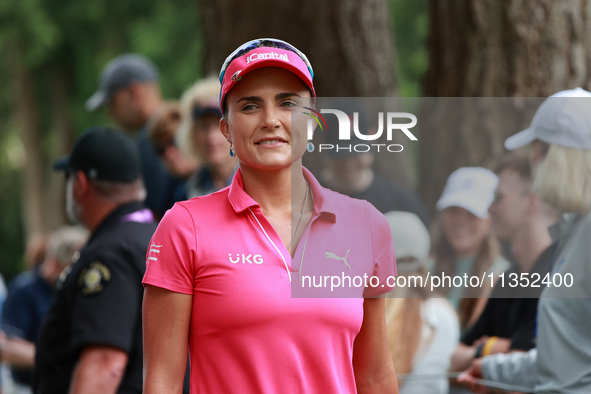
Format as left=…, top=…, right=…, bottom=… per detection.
left=364, top=202, right=397, bottom=297
left=142, top=203, right=196, bottom=295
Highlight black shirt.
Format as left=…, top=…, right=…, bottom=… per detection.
left=34, top=202, right=157, bottom=394
left=137, top=126, right=184, bottom=219
left=461, top=243, right=555, bottom=351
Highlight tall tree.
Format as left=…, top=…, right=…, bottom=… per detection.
left=198, top=0, right=413, bottom=185
left=419, top=0, right=591, bottom=210
left=0, top=0, right=201, bottom=276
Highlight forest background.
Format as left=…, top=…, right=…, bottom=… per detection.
left=0, top=0, right=589, bottom=279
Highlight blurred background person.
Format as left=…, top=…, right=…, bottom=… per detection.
left=431, top=167, right=509, bottom=330
left=176, top=76, right=236, bottom=198
left=85, top=53, right=181, bottom=219
left=459, top=88, right=591, bottom=393
left=385, top=211, right=459, bottom=394
left=147, top=101, right=199, bottom=203
left=0, top=226, right=88, bottom=394
left=449, top=153, right=558, bottom=373
left=22, top=236, right=49, bottom=272
left=318, top=100, right=430, bottom=227
left=35, top=127, right=157, bottom=394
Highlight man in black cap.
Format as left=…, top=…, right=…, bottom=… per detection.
left=86, top=53, right=182, bottom=218
left=34, top=126, right=157, bottom=394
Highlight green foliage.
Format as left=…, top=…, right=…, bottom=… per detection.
left=0, top=0, right=202, bottom=279
left=0, top=125, right=26, bottom=281
left=389, top=0, right=429, bottom=97
left=0, top=0, right=431, bottom=281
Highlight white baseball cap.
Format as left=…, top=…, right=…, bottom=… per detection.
left=436, top=167, right=498, bottom=219
left=384, top=211, right=430, bottom=272
left=505, top=87, right=591, bottom=150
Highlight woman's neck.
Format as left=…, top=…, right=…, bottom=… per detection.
left=240, top=162, right=307, bottom=217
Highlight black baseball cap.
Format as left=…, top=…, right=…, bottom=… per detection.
left=53, top=126, right=141, bottom=182
left=85, top=53, right=159, bottom=111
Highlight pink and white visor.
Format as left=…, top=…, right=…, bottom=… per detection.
left=219, top=46, right=316, bottom=114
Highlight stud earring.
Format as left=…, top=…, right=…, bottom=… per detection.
left=306, top=141, right=315, bottom=152
left=229, top=143, right=235, bottom=157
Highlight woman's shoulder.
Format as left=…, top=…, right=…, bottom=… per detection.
left=319, top=185, right=382, bottom=217
left=161, top=188, right=232, bottom=223
left=423, top=298, right=459, bottom=327
left=177, top=187, right=231, bottom=209
left=421, top=298, right=460, bottom=347
left=489, top=255, right=510, bottom=274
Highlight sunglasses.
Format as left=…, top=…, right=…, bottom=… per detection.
left=218, top=38, right=314, bottom=85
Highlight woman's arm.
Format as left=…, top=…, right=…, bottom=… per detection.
left=353, top=297, right=399, bottom=394
left=143, top=285, right=193, bottom=394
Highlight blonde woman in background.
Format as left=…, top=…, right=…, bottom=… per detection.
left=177, top=77, right=237, bottom=198
left=385, top=211, right=459, bottom=394
left=459, top=88, right=591, bottom=393
left=431, top=167, right=509, bottom=330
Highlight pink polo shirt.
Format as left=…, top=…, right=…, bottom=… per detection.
left=143, top=168, right=396, bottom=393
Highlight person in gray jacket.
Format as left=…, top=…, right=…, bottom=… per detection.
left=458, top=88, right=591, bottom=393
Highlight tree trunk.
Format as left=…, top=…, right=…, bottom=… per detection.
left=198, top=0, right=413, bottom=186
left=46, top=63, right=74, bottom=229
left=420, top=0, right=591, bottom=211
left=9, top=42, right=47, bottom=239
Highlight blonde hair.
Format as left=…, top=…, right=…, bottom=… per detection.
left=431, top=215, right=500, bottom=328
left=533, top=145, right=591, bottom=214
left=386, top=297, right=423, bottom=380
left=177, top=76, right=221, bottom=159
left=386, top=267, right=433, bottom=381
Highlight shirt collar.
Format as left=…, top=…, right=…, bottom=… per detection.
left=227, top=167, right=337, bottom=223
left=228, top=169, right=260, bottom=213
left=303, top=167, right=336, bottom=223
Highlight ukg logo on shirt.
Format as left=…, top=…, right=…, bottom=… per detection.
left=303, top=102, right=418, bottom=154
left=228, top=253, right=264, bottom=265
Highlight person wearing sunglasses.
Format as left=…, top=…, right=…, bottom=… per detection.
left=142, top=38, right=398, bottom=393
left=176, top=76, right=237, bottom=199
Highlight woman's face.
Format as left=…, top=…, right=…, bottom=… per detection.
left=220, top=67, right=311, bottom=171
left=441, top=206, right=490, bottom=257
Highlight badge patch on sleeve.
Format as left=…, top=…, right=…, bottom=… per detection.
left=78, top=262, right=111, bottom=295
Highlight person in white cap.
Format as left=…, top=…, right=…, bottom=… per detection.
left=384, top=211, right=459, bottom=394
left=450, top=153, right=559, bottom=375
left=459, top=88, right=591, bottom=393
left=431, top=167, right=509, bottom=329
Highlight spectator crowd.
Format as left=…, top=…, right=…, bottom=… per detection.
left=0, top=50, right=590, bottom=394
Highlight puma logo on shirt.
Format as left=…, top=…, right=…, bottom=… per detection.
left=325, top=250, right=351, bottom=270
